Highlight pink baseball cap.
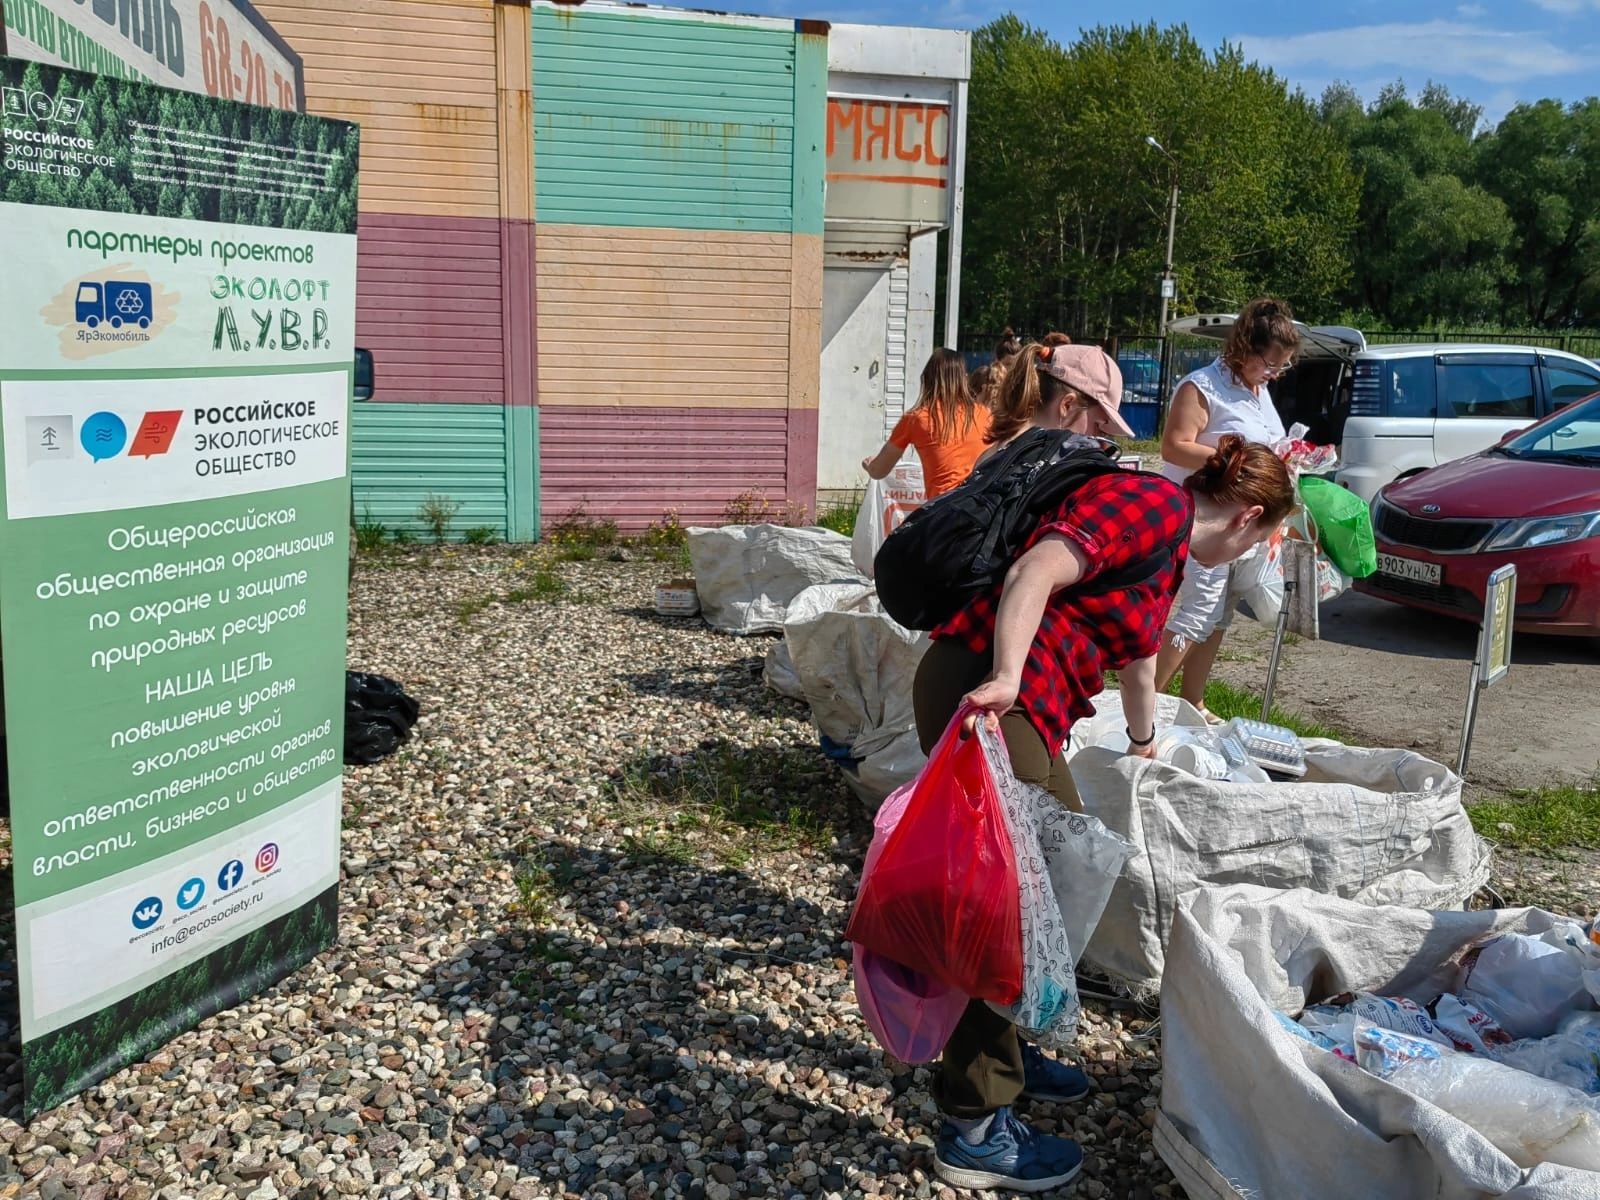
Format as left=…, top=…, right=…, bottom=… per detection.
left=1036, top=344, right=1134, bottom=439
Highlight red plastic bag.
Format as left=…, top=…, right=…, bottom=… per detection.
left=845, top=707, right=1023, bottom=1004
left=853, top=947, right=968, bottom=1063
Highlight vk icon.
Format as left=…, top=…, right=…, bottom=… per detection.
left=217, top=859, right=244, bottom=892
left=132, top=896, right=163, bottom=930
left=176, top=877, right=205, bottom=911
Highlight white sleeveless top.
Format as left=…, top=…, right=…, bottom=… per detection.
left=1162, top=357, right=1286, bottom=483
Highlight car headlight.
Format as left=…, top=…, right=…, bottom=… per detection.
left=1482, top=510, right=1600, bottom=551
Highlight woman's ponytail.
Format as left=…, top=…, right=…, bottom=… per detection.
left=987, top=342, right=1046, bottom=443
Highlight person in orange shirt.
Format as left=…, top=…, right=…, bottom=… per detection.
left=862, top=349, right=992, bottom=499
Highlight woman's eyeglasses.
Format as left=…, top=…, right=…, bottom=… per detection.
left=1258, top=354, right=1293, bottom=378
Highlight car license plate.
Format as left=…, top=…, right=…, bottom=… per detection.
left=1377, top=553, right=1441, bottom=586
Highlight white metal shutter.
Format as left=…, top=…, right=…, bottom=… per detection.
left=884, top=259, right=910, bottom=433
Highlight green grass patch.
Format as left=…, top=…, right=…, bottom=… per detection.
left=1110, top=669, right=1342, bottom=740
left=1123, top=437, right=1162, bottom=457
left=455, top=567, right=570, bottom=625
left=609, top=749, right=833, bottom=869
left=816, top=493, right=861, bottom=537
left=1184, top=677, right=1340, bottom=740
left=1469, top=783, right=1600, bottom=852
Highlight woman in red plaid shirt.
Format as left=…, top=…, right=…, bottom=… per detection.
left=916, top=341, right=1296, bottom=1195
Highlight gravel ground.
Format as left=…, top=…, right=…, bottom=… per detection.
left=0, top=546, right=1582, bottom=1200
left=0, top=548, right=1177, bottom=1200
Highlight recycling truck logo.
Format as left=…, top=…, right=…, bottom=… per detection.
left=42, top=269, right=177, bottom=358
left=76, top=280, right=153, bottom=330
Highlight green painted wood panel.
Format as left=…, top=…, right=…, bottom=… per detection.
left=792, top=29, right=827, bottom=237
left=352, top=403, right=510, bottom=541
left=532, top=7, right=803, bottom=233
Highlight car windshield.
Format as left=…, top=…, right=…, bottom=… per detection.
left=1500, top=389, right=1600, bottom=462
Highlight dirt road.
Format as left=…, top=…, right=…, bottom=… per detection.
left=1214, top=591, right=1599, bottom=793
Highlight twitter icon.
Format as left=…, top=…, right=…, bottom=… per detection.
left=176, top=877, right=205, bottom=911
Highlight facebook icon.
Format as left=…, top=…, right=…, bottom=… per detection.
left=217, top=859, right=245, bottom=892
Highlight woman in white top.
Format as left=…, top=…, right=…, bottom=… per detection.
left=1154, top=298, right=1298, bottom=719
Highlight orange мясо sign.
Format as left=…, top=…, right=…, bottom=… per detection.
left=825, top=97, right=951, bottom=226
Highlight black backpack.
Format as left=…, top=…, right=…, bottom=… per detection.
left=873, top=430, right=1180, bottom=630
left=344, top=671, right=421, bottom=765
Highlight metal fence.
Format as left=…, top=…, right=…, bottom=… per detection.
left=959, top=328, right=1600, bottom=437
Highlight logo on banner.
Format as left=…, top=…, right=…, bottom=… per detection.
left=176, top=877, right=206, bottom=911
left=217, top=859, right=245, bottom=892
left=1, top=88, right=85, bottom=125
left=255, top=843, right=280, bottom=874
left=41, top=267, right=180, bottom=359
left=53, top=410, right=183, bottom=466
left=131, top=897, right=163, bottom=930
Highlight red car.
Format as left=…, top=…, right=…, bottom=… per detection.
left=1356, top=387, right=1600, bottom=636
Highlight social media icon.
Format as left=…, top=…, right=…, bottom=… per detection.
left=217, top=859, right=244, bottom=892
left=132, top=896, right=163, bottom=930
left=255, top=843, right=279, bottom=873
left=177, top=877, right=205, bottom=911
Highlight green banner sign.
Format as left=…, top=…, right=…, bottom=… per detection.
left=0, top=56, right=357, bottom=1115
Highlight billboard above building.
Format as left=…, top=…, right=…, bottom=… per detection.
left=4, top=0, right=303, bottom=110
left=823, top=23, right=967, bottom=232
left=825, top=96, right=949, bottom=226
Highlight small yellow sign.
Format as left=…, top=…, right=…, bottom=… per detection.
left=1481, top=565, right=1515, bottom=686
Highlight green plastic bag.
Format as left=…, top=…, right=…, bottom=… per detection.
left=1298, top=476, right=1378, bottom=579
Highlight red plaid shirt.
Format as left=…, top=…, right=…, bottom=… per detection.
left=932, top=472, right=1193, bottom=756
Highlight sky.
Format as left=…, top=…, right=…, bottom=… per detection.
left=726, top=0, right=1600, bottom=125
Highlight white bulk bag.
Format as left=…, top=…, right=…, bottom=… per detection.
left=1158, top=885, right=1600, bottom=1200
left=687, top=524, right=860, bottom=635
left=780, top=582, right=928, bottom=809
left=1071, top=734, right=1490, bottom=994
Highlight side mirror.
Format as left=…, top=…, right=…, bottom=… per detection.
left=1495, top=427, right=1521, bottom=446
left=353, top=348, right=375, bottom=402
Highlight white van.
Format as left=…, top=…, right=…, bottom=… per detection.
left=1167, top=318, right=1600, bottom=501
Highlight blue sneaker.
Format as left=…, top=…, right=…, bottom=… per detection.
left=1021, top=1042, right=1092, bottom=1103
left=934, top=1106, right=1084, bottom=1193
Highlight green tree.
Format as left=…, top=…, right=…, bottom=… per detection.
left=1475, top=98, right=1600, bottom=326
left=962, top=19, right=1357, bottom=339
left=1324, top=81, right=1512, bottom=325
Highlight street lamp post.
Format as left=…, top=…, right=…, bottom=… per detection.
left=1146, top=136, right=1180, bottom=416
left=1145, top=136, right=1179, bottom=335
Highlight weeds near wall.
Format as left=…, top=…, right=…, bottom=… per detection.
left=548, top=504, right=620, bottom=550
left=815, top=493, right=861, bottom=537
left=417, top=493, right=462, bottom=544
left=723, top=489, right=810, bottom=527
left=355, top=506, right=388, bottom=551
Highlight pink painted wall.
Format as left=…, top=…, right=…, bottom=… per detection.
left=539, top=407, right=792, bottom=529
left=356, top=212, right=506, bottom=406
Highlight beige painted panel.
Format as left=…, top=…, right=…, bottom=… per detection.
left=253, top=0, right=501, bottom=218
left=538, top=225, right=797, bottom=410
left=497, top=3, right=536, bottom=223
left=789, top=233, right=824, bottom=412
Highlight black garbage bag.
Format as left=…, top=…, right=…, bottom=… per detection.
left=344, top=671, right=421, bottom=765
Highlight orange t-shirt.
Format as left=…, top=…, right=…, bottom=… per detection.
left=890, top=404, right=993, bottom=498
